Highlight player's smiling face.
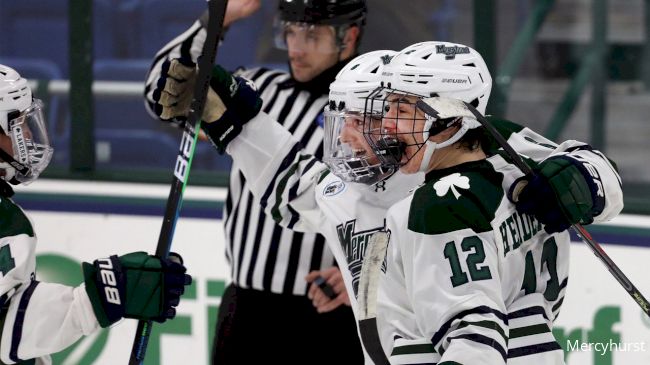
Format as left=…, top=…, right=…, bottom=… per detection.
left=339, top=112, right=380, bottom=165
left=381, top=94, right=426, bottom=173
left=379, top=93, right=462, bottom=174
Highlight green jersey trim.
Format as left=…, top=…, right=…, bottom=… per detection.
left=0, top=198, right=34, bottom=238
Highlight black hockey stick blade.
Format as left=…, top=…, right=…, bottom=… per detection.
left=127, top=1, right=229, bottom=364
left=359, top=318, right=389, bottom=365
left=456, top=99, right=650, bottom=318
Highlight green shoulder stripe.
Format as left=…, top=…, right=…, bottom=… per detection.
left=0, top=198, right=34, bottom=238
left=271, top=155, right=312, bottom=222
left=408, top=162, right=504, bottom=235
left=317, top=169, right=331, bottom=184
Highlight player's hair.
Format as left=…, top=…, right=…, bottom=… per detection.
left=456, top=126, right=490, bottom=152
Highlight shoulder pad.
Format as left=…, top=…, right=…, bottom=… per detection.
left=408, top=164, right=504, bottom=235
left=0, top=198, right=34, bottom=238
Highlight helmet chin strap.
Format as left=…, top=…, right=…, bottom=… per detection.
left=418, top=140, right=436, bottom=172
left=417, top=117, right=478, bottom=172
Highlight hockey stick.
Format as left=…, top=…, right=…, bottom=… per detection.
left=357, top=231, right=391, bottom=365
left=127, top=1, right=228, bottom=364
left=418, top=98, right=650, bottom=318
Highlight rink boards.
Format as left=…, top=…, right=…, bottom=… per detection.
left=13, top=179, right=650, bottom=365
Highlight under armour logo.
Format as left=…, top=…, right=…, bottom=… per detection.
left=374, top=180, right=386, bottom=192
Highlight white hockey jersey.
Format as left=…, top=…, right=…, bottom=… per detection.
left=0, top=196, right=99, bottom=364
left=379, top=153, right=576, bottom=365
left=226, top=112, right=623, bottom=364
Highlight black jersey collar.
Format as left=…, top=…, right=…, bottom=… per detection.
left=0, top=180, right=15, bottom=197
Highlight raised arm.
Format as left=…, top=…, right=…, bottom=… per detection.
left=150, top=59, right=328, bottom=233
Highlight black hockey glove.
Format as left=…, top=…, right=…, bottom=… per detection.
left=151, top=58, right=262, bottom=153
left=201, top=64, right=263, bottom=153
left=509, top=156, right=595, bottom=234
left=83, top=251, right=192, bottom=328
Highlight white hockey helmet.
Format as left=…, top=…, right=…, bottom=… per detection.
left=364, top=41, right=491, bottom=172
left=381, top=41, right=492, bottom=113
left=328, top=50, right=395, bottom=112
left=0, top=65, right=53, bottom=185
left=323, top=50, right=396, bottom=185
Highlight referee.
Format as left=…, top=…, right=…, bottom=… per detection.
left=144, top=1, right=366, bottom=364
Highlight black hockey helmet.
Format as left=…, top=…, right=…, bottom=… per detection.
left=277, top=0, right=367, bottom=26
left=274, top=0, right=367, bottom=53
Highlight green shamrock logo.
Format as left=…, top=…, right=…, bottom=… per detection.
left=433, top=172, right=470, bottom=199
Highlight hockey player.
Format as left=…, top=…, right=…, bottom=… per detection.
left=145, top=1, right=367, bottom=363
left=0, top=64, right=191, bottom=364
left=362, top=42, right=622, bottom=364
left=373, top=94, right=569, bottom=364
left=153, top=41, right=622, bottom=363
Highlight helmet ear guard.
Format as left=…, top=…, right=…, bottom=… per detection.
left=415, top=96, right=482, bottom=127
left=413, top=96, right=483, bottom=171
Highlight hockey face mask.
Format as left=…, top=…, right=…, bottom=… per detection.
left=363, top=87, right=426, bottom=169
left=323, top=101, right=394, bottom=185
left=0, top=99, right=53, bottom=184
left=363, top=87, right=468, bottom=173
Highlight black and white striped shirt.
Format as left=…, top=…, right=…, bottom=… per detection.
left=145, top=18, right=336, bottom=295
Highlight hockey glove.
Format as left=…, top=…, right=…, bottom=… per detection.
left=509, top=156, right=595, bottom=234
left=152, top=58, right=197, bottom=124
left=152, top=58, right=262, bottom=153
left=201, top=64, right=263, bottom=153
left=83, top=251, right=192, bottom=328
